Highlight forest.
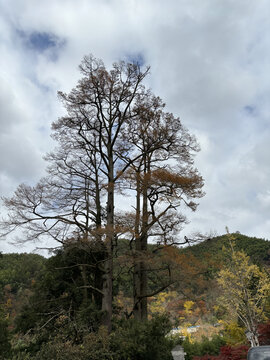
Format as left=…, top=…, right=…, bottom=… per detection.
left=1, top=56, right=270, bottom=359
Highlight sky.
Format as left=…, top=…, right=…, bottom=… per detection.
left=0, top=0, right=269, bottom=253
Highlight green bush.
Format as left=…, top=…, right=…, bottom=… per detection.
left=111, top=315, right=174, bottom=360
left=18, top=315, right=174, bottom=360
left=182, top=335, right=226, bottom=360
left=31, top=327, right=113, bottom=360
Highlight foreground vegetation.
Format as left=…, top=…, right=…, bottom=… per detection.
left=1, top=233, right=270, bottom=359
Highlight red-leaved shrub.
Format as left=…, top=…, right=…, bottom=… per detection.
left=258, top=322, right=270, bottom=345
left=193, top=344, right=249, bottom=360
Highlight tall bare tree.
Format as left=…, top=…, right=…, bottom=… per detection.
left=1, top=55, right=204, bottom=329
left=1, top=55, right=150, bottom=330
left=119, top=94, right=204, bottom=319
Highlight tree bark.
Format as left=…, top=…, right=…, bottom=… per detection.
left=133, top=159, right=149, bottom=320
left=101, top=146, right=114, bottom=331
left=140, top=158, right=149, bottom=320
left=133, top=170, right=142, bottom=319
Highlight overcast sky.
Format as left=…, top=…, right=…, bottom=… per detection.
left=0, top=0, right=269, bottom=253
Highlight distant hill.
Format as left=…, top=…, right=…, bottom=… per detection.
left=1, top=234, right=269, bottom=295
left=181, top=233, right=270, bottom=279
left=0, top=253, right=46, bottom=328
left=0, top=253, right=46, bottom=296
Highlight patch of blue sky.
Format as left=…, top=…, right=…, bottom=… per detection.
left=243, top=105, right=256, bottom=116
left=29, top=32, right=57, bottom=51
left=125, top=52, right=145, bottom=67
left=17, top=30, right=66, bottom=60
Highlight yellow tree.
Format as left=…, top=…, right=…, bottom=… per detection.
left=218, top=240, right=270, bottom=347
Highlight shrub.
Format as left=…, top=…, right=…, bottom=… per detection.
left=193, top=344, right=249, bottom=360
left=17, top=315, right=174, bottom=360
left=182, top=335, right=226, bottom=360
left=31, top=326, right=113, bottom=360
left=258, top=322, right=270, bottom=345
left=111, top=315, right=174, bottom=360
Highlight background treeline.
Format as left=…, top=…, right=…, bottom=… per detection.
left=1, top=233, right=270, bottom=359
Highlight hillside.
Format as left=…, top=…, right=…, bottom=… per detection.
left=168, top=233, right=270, bottom=327
left=182, top=233, right=270, bottom=273
left=0, top=253, right=46, bottom=295
left=1, top=234, right=269, bottom=307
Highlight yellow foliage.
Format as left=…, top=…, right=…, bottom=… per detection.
left=114, top=291, right=133, bottom=317
left=149, top=291, right=177, bottom=315
left=184, top=300, right=194, bottom=315
left=180, top=326, right=194, bottom=343
left=219, top=320, right=246, bottom=345
left=5, top=298, right=12, bottom=309
left=218, top=238, right=270, bottom=337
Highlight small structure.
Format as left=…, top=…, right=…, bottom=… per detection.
left=171, top=345, right=186, bottom=360
left=248, top=345, right=270, bottom=359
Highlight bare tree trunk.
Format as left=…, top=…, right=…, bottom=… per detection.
left=94, top=170, right=104, bottom=309
left=133, top=170, right=142, bottom=319
left=102, top=149, right=114, bottom=331
left=102, top=246, right=113, bottom=331
left=133, top=160, right=149, bottom=320
left=248, top=329, right=260, bottom=347
left=246, top=322, right=260, bottom=347
left=80, top=264, right=88, bottom=305
left=140, top=163, right=148, bottom=320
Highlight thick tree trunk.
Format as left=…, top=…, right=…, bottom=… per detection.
left=94, top=174, right=104, bottom=309
left=246, top=322, right=260, bottom=347
left=101, top=150, right=114, bottom=331
left=133, top=162, right=149, bottom=321
left=140, top=168, right=148, bottom=320
left=133, top=171, right=142, bottom=319
left=80, top=264, right=88, bottom=305
left=81, top=181, right=90, bottom=306
left=102, top=248, right=113, bottom=331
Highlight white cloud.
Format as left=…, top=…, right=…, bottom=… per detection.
left=0, top=0, right=269, bottom=252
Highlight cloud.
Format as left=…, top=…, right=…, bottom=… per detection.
left=0, top=0, right=269, bottom=253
